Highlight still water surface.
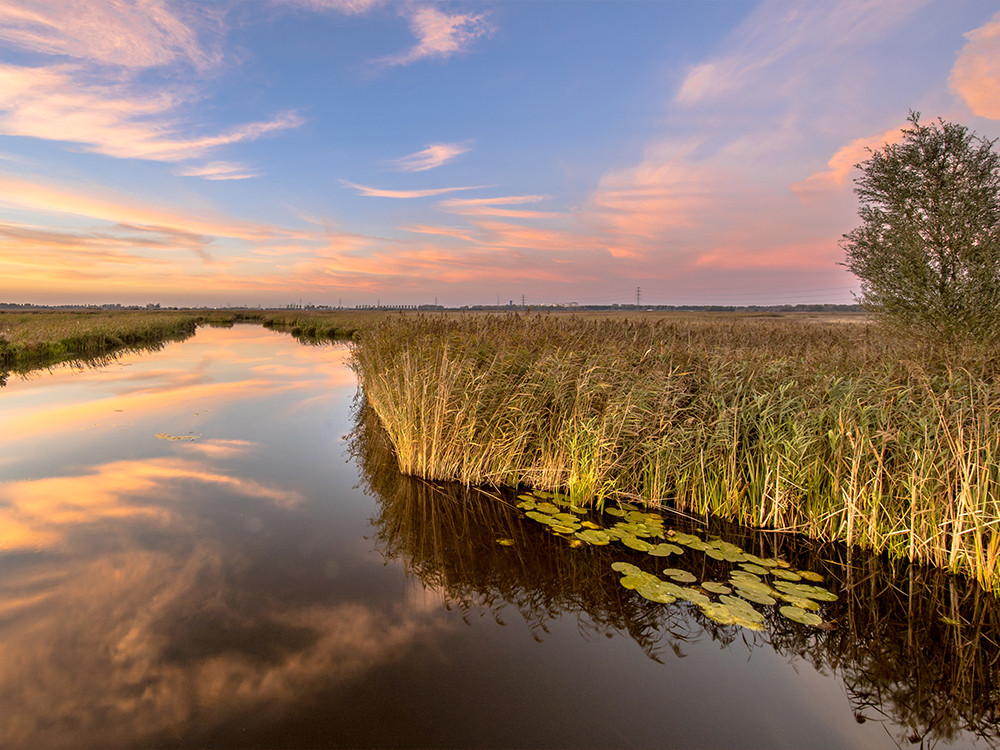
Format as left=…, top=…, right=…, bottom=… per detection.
left=1, top=325, right=997, bottom=748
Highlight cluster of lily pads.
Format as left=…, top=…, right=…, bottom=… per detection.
left=514, top=489, right=836, bottom=631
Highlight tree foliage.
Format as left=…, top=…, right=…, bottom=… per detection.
left=842, top=112, right=1000, bottom=342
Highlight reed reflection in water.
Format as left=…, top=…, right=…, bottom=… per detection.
left=353, top=402, right=1000, bottom=750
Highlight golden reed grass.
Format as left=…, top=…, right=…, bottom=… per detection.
left=351, top=313, right=1000, bottom=591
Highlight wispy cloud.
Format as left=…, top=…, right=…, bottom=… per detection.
left=176, top=162, right=261, bottom=181
left=950, top=10, right=1000, bottom=120
left=0, top=64, right=304, bottom=161
left=376, top=6, right=494, bottom=67
left=277, top=0, right=381, bottom=16
left=340, top=180, right=485, bottom=198
left=675, top=0, right=926, bottom=106
left=438, top=195, right=558, bottom=219
left=388, top=142, right=469, bottom=172
left=0, top=0, right=219, bottom=69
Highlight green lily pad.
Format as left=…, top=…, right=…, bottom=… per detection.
left=676, top=587, right=711, bottom=606
left=611, top=561, right=641, bottom=574
left=517, top=494, right=536, bottom=501
left=705, top=548, right=727, bottom=561
left=534, top=502, right=560, bottom=515
left=604, top=507, right=625, bottom=517
left=636, top=580, right=678, bottom=604
left=771, top=568, right=802, bottom=581
left=720, top=595, right=764, bottom=621
left=734, top=587, right=777, bottom=606
left=621, top=535, right=654, bottom=552
left=773, top=581, right=837, bottom=602
left=525, top=510, right=553, bottom=524
left=701, top=581, right=732, bottom=595
left=662, top=568, right=697, bottom=584
left=776, top=594, right=820, bottom=611
left=575, top=529, right=612, bottom=545
left=667, top=532, right=702, bottom=545
left=551, top=524, right=578, bottom=534
left=648, top=543, right=684, bottom=557
left=532, top=490, right=554, bottom=499
left=797, top=570, right=825, bottom=582
left=580, top=520, right=601, bottom=529
left=779, top=606, right=825, bottom=626
left=553, top=512, right=580, bottom=524
left=516, top=500, right=536, bottom=510
left=740, top=563, right=770, bottom=576
left=700, top=602, right=738, bottom=626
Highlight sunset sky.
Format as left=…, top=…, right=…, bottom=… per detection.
left=0, top=0, right=998, bottom=308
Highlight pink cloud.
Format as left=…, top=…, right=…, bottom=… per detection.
left=0, top=64, right=303, bottom=162
left=377, top=6, right=494, bottom=67
left=950, top=11, right=1000, bottom=120
left=0, top=0, right=217, bottom=69
left=389, top=142, right=470, bottom=172
left=176, top=162, right=260, bottom=181
left=791, top=124, right=906, bottom=197
left=340, top=180, right=485, bottom=198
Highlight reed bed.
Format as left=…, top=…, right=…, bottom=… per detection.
left=351, top=404, right=1000, bottom=746
left=0, top=309, right=204, bottom=374
left=351, top=313, right=1000, bottom=591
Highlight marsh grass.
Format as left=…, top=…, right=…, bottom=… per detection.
left=352, top=403, right=1000, bottom=746
left=351, top=313, right=1000, bottom=590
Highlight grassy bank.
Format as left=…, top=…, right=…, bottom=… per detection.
left=0, top=310, right=205, bottom=375
left=0, top=308, right=390, bottom=376
left=351, top=313, right=1000, bottom=590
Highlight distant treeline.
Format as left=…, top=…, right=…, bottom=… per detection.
left=0, top=302, right=865, bottom=313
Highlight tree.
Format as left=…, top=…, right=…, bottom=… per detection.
left=842, top=112, right=1000, bottom=342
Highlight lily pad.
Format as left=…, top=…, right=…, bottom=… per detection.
left=648, top=543, right=684, bottom=557
left=516, top=494, right=536, bottom=502
left=720, top=595, right=765, bottom=623
left=525, top=510, right=554, bottom=524
left=667, top=532, right=702, bottom=545
left=776, top=594, right=820, bottom=611
left=534, top=502, right=561, bottom=515
left=779, top=605, right=825, bottom=627
left=636, top=580, right=678, bottom=604
left=575, top=529, right=612, bottom=545
left=604, top=507, right=625, bottom=517
left=676, top=587, right=711, bottom=606
left=580, top=520, right=601, bottom=530
left=773, top=581, right=837, bottom=602
left=532, top=490, right=554, bottom=499
left=621, top=535, right=654, bottom=552
left=771, top=568, right=802, bottom=581
left=611, top=561, right=641, bottom=574
left=551, top=524, right=578, bottom=534
left=701, top=581, right=732, bottom=595
left=516, top=500, right=536, bottom=510
left=740, top=563, right=770, bottom=576
left=662, top=568, right=697, bottom=583
left=705, top=548, right=727, bottom=561
left=797, top=570, right=825, bottom=582
left=700, top=602, right=738, bottom=626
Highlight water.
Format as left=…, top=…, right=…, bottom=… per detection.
left=1, top=324, right=997, bottom=749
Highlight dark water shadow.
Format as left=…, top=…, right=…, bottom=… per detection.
left=350, top=401, right=1000, bottom=749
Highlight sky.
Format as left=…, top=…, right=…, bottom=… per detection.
left=0, top=0, right=998, bottom=308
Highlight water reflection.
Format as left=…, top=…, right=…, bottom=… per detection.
left=0, top=327, right=456, bottom=748
left=353, top=402, right=1000, bottom=749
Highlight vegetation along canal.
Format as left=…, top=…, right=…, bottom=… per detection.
left=0, top=323, right=998, bottom=748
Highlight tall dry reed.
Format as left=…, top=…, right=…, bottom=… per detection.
left=351, top=313, right=1000, bottom=590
